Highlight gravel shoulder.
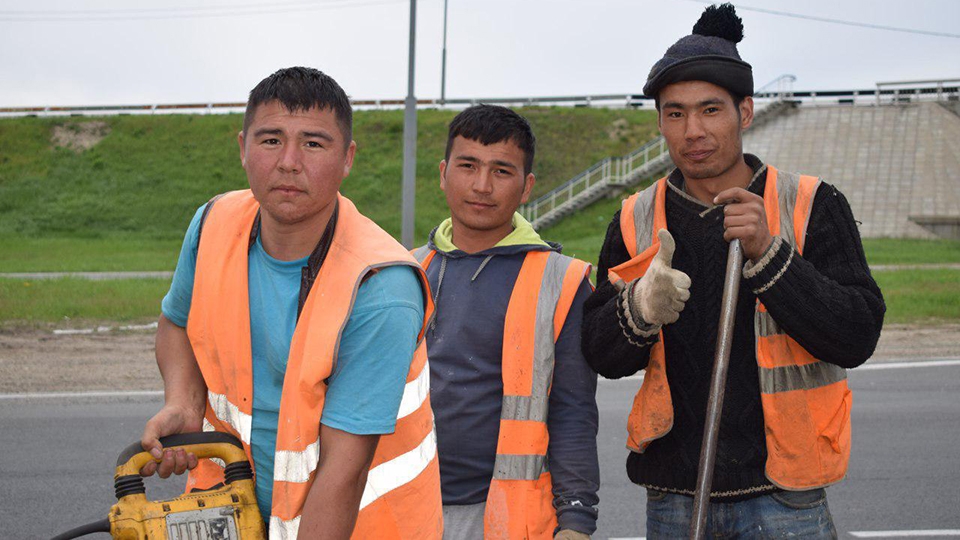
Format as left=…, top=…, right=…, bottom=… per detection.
left=1, top=322, right=958, bottom=394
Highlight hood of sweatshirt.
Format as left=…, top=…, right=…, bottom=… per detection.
left=427, top=212, right=559, bottom=259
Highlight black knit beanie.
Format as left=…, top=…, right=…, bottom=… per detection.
left=643, top=3, right=753, bottom=98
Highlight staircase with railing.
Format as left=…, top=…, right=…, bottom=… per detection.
left=520, top=75, right=798, bottom=229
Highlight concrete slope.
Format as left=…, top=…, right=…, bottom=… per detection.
left=744, top=102, right=960, bottom=238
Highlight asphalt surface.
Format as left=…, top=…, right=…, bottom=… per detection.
left=1, top=360, right=958, bottom=539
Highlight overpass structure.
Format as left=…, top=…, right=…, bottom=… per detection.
left=521, top=78, right=960, bottom=239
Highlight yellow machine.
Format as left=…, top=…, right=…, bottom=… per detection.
left=54, top=432, right=265, bottom=540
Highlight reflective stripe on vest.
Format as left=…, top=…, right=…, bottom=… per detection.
left=617, top=167, right=852, bottom=491
left=187, top=190, right=442, bottom=539
left=417, top=247, right=591, bottom=540
left=206, top=389, right=252, bottom=445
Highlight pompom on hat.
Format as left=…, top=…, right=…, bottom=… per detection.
left=643, top=3, right=753, bottom=98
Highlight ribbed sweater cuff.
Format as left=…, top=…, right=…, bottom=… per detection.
left=617, top=284, right=661, bottom=345
left=743, top=237, right=794, bottom=295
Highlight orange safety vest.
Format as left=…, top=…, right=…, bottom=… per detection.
left=608, top=166, right=852, bottom=491
left=413, top=246, right=592, bottom=539
left=185, top=190, right=443, bottom=539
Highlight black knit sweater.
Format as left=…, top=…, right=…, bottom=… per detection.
left=581, top=155, right=885, bottom=500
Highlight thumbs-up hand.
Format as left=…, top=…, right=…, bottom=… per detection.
left=626, top=229, right=691, bottom=327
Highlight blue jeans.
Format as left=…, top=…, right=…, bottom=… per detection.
left=645, top=488, right=838, bottom=539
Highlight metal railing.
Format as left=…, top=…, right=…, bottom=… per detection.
left=0, top=94, right=659, bottom=118
left=770, top=79, right=960, bottom=108
left=520, top=75, right=798, bottom=229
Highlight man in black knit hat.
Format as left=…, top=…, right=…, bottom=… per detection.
left=580, top=3, right=884, bottom=537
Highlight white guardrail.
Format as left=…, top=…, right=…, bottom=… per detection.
left=0, top=94, right=660, bottom=118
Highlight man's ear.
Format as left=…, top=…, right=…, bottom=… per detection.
left=739, top=96, right=755, bottom=131
left=439, top=160, right=448, bottom=191
left=520, top=173, right=536, bottom=204
left=238, top=130, right=246, bottom=167
left=342, top=140, right=357, bottom=177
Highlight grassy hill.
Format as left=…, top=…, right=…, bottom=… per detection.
left=2, top=108, right=959, bottom=325
left=0, top=107, right=658, bottom=271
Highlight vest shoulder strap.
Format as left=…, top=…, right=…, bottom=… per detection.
left=196, top=193, right=225, bottom=242
left=620, top=178, right=668, bottom=258
left=412, top=245, right=435, bottom=268
left=764, top=166, right=821, bottom=256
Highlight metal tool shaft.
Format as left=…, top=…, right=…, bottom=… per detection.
left=690, top=239, right=744, bottom=539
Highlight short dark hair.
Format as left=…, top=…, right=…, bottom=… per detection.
left=243, top=66, right=353, bottom=146
left=445, top=105, right=536, bottom=176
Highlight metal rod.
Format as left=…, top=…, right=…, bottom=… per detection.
left=401, top=0, right=418, bottom=248
left=690, top=238, right=744, bottom=539
left=440, top=0, right=449, bottom=104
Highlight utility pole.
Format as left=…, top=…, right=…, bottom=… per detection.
left=440, top=0, right=449, bottom=104
left=401, top=0, right=417, bottom=248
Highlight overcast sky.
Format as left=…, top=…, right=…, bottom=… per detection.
left=1, top=0, right=957, bottom=107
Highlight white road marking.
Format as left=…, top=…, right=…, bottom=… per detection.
left=52, top=321, right=158, bottom=335
left=607, top=531, right=960, bottom=539
left=598, top=358, right=960, bottom=383
left=850, top=530, right=960, bottom=538
left=858, top=358, right=960, bottom=370
left=2, top=360, right=956, bottom=400
left=0, top=390, right=163, bottom=400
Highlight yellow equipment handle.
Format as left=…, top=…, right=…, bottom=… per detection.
left=114, top=432, right=248, bottom=478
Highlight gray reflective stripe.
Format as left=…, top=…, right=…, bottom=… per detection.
left=759, top=361, right=847, bottom=394
left=530, top=252, right=574, bottom=401
left=776, top=170, right=800, bottom=248
left=756, top=310, right=783, bottom=337
left=632, top=185, right=659, bottom=255
left=501, top=395, right=550, bottom=423
left=777, top=171, right=800, bottom=246
left=412, top=245, right=432, bottom=265
left=492, top=454, right=549, bottom=480
left=773, top=170, right=821, bottom=253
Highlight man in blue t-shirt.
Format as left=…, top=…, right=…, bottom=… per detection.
left=138, top=67, right=425, bottom=538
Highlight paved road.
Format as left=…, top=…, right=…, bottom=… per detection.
left=2, top=360, right=958, bottom=539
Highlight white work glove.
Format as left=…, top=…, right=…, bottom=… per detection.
left=619, top=229, right=691, bottom=332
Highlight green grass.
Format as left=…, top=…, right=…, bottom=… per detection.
left=0, top=107, right=659, bottom=271
left=873, top=269, right=960, bottom=323
left=2, top=109, right=959, bottom=325
left=0, top=277, right=168, bottom=323
left=862, top=238, right=960, bottom=265
left=0, top=237, right=182, bottom=272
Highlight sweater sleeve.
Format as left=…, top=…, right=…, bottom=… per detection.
left=547, top=279, right=600, bottom=535
left=580, top=210, right=658, bottom=379
left=741, top=183, right=885, bottom=368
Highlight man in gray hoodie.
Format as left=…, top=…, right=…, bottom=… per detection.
left=413, top=105, right=600, bottom=540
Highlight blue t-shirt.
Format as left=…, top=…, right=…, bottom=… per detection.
left=161, top=204, right=424, bottom=521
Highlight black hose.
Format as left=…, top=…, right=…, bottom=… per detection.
left=50, top=518, right=111, bottom=540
